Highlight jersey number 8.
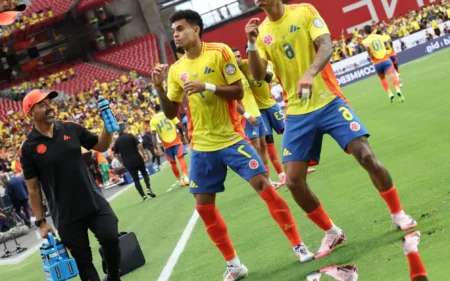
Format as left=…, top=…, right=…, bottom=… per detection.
left=283, top=43, right=295, bottom=59
left=157, top=119, right=173, bottom=132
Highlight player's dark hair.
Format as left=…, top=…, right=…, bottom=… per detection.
left=170, top=10, right=204, bottom=39
left=154, top=104, right=161, bottom=112
left=231, top=47, right=239, bottom=52
left=364, top=25, right=372, bottom=34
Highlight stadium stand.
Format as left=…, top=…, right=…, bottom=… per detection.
left=93, top=33, right=160, bottom=76
left=50, top=62, right=121, bottom=94
left=76, top=0, right=115, bottom=15
left=0, top=99, right=21, bottom=122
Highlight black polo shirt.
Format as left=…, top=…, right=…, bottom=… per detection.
left=20, top=121, right=108, bottom=228
left=114, top=133, right=144, bottom=169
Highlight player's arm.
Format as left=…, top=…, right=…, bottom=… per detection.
left=92, top=125, right=113, bottom=152
left=246, top=18, right=268, bottom=81
left=304, top=34, right=333, bottom=77
left=237, top=103, right=258, bottom=126
left=152, top=64, right=180, bottom=120
left=151, top=131, right=160, bottom=155
left=184, top=80, right=244, bottom=100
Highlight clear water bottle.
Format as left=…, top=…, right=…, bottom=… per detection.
left=97, top=96, right=120, bottom=133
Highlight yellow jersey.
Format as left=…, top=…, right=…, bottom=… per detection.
left=256, top=4, right=345, bottom=115
left=362, top=34, right=390, bottom=64
left=167, top=42, right=244, bottom=152
left=240, top=59, right=276, bottom=109
left=239, top=69, right=262, bottom=117
left=381, top=34, right=396, bottom=56
left=150, top=112, right=182, bottom=149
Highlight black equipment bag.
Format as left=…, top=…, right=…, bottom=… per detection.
left=99, top=232, right=145, bottom=276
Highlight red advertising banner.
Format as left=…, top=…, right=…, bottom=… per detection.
left=203, top=0, right=437, bottom=51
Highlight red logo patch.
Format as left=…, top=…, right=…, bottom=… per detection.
left=36, top=144, right=47, bottom=154
left=350, top=121, right=361, bottom=132
left=263, top=34, right=274, bottom=46
left=180, top=72, right=189, bottom=83
left=249, top=159, right=259, bottom=170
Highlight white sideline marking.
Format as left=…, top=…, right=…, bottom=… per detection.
left=157, top=210, right=199, bottom=281
left=167, top=188, right=173, bottom=192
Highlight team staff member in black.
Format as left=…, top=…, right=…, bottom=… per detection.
left=114, top=123, right=156, bottom=201
left=20, top=89, right=121, bottom=281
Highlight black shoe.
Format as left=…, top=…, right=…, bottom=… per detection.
left=103, top=275, right=121, bottom=281
left=147, top=189, right=156, bottom=198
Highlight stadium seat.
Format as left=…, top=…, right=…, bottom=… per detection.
left=93, top=34, right=160, bottom=76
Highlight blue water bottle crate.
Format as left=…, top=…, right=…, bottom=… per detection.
left=40, top=233, right=79, bottom=281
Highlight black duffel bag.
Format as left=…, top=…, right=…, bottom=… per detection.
left=99, top=232, right=145, bottom=276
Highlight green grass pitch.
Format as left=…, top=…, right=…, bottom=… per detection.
left=3, top=47, right=450, bottom=281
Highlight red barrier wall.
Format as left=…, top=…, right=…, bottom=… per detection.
left=203, top=0, right=437, bottom=51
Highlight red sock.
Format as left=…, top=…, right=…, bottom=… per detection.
left=264, top=164, right=270, bottom=177
left=259, top=187, right=302, bottom=246
left=170, top=161, right=180, bottom=179
left=407, top=252, right=427, bottom=280
left=380, top=185, right=403, bottom=214
left=306, top=204, right=333, bottom=232
left=196, top=204, right=236, bottom=261
left=178, top=157, right=189, bottom=178
left=266, top=143, right=283, bottom=174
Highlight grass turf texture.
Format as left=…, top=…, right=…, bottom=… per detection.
left=3, top=48, right=450, bottom=281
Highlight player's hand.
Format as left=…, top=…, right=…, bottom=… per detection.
left=184, top=81, right=205, bottom=96
left=142, top=153, right=148, bottom=162
left=40, top=222, right=56, bottom=239
left=248, top=116, right=259, bottom=127
left=152, top=64, right=169, bottom=87
left=245, top=18, right=260, bottom=43
left=297, top=72, right=314, bottom=100
left=0, top=213, right=6, bottom=219
left=154, top=148, right=160, bottom=156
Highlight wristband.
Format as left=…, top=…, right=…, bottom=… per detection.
left=204, top=82, right=216, bottom=93
left=247, top=41, right=257, bottom=51
left=243, top=112, right=252, bottom=119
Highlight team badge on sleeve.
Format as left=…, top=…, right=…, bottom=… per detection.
left=249, top=159, right=259, bottom=170
left=225, top=64, right=237, bottom=75
left=180, top=72, right=189, bottom=83
left=350, top=121, right=361, bottom=132
left=263, top=34, right=274, bottom=46
left=313, top=18, right=324, bottom=28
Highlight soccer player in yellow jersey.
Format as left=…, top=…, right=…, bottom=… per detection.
left=362, top=25, right=404, bottom=102
left=246, top=0, right=417, bottom=259
left=150, top=104, right=189, bottom=187
left=232, top=48, right=284, bottom=188
left=381, top=31, right=403, bottom=87
left=152, top=10, right=315, bottom=280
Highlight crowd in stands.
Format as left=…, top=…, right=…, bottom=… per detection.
left=331, top=1, right=450, bottom=63
left=0, top=68, right=170, bottom=187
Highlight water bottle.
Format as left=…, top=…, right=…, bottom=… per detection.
left=98, top=95, right=120, bottom=133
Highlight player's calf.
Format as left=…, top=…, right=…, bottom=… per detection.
left=347, top=137, right=417, bottom=230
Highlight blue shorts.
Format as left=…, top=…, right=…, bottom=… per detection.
left=260, top=104, right=285, bottom=135
left=375, top=60, right=395, bottom=75
left=390, top=55, right=398, bottom=65
left=282, top=98, right=370, bottom=165
left=189, top=140, right=267, bottom=193
left=165, top=144, right=184, bottom=163
left=242, top=116, right=268, bottom=139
